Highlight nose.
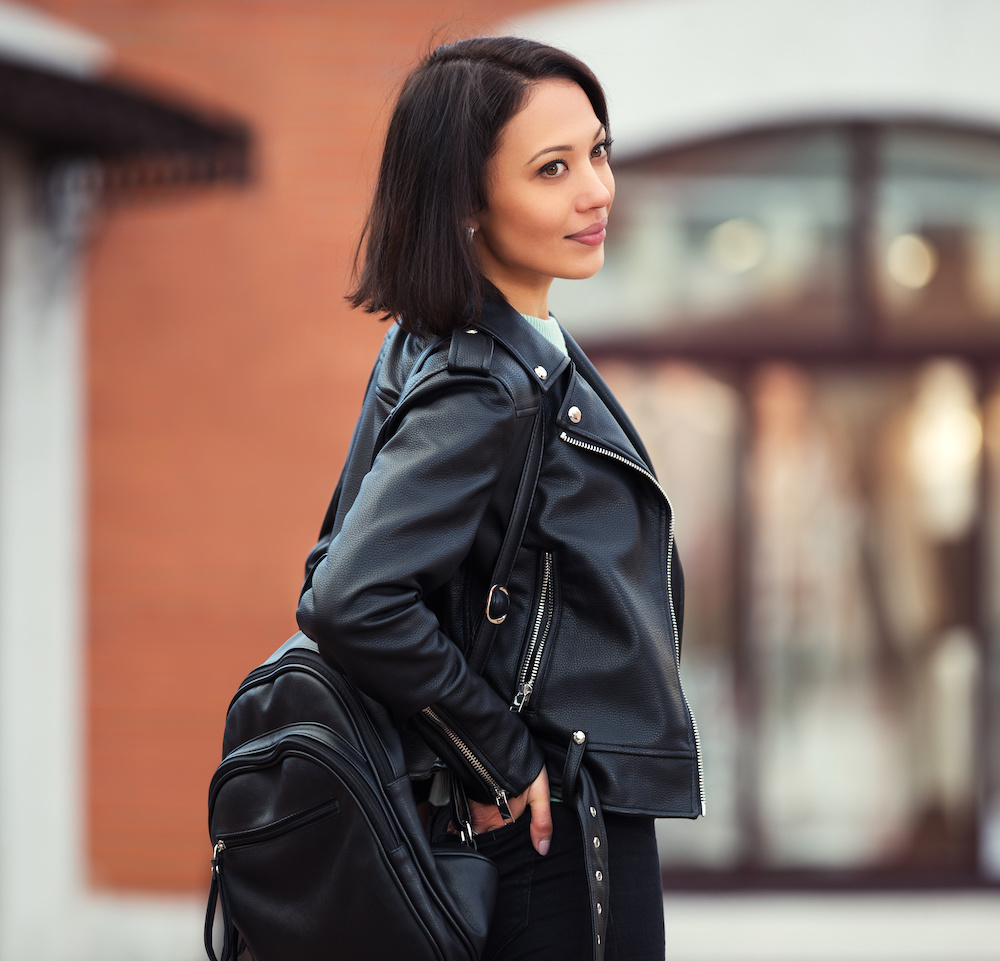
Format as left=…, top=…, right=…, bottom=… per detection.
left=578, top=163, right=614, bottom=211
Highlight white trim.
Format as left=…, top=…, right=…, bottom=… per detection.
left=501, top=0, right=1000, bottom=157
left=0, top=139, right=86, bottom=961
left=662, top=892, right=1000, bottom=961
left=0, top=146, right=204, bottom=961
left=79, top=894, right=206, bottom=961
left=0, top=0, right=110, bottom=78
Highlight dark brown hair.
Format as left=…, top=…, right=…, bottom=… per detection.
left=348, top=36, right=610, bottom=338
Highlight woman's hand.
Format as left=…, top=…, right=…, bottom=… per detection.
left=468, top=765, right=552, bottom=855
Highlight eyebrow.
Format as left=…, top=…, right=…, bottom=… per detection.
left=526, top=125, right=607, bottom=165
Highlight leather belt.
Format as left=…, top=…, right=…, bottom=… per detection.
left=562, top=731, right=609, bottom=961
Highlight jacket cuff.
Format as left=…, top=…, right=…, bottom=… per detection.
left=412, top=700, right=545, bottom=804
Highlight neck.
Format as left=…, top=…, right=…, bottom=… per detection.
left=503, top=292, right=549, bottom=320
left=480, top=267, right=552, bottom=320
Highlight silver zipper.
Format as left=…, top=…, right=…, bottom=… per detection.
left=421, top=706, right=513, bottom=819
left=512, top=552, right=554, bottom=712
left=559, top=430, right=706, bottom=816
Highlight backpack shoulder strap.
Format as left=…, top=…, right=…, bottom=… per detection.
left=469, top=394, right=542, bottom=673
left=441, top=325, right=544, bottom=671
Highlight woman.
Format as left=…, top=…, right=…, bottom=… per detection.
left=297, top=36, right=703, bottom=961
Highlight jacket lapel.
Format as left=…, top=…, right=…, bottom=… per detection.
left=560, top=326, right=657, bottom=474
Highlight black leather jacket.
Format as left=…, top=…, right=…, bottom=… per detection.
left=297, top=298, right=704, bottom=819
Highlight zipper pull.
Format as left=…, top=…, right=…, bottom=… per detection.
left=511, top=681, right=533, bottom=712
left=212, top=839, right=226, bottom=875
left=496, top=790, right=513, bottom=823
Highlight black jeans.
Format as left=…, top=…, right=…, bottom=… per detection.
left=469, top=801, right=665, bottom=961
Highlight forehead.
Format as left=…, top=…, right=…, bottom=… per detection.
left=498, top=79, right=601, bottom=157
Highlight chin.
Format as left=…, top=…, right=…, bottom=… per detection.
left=562, top=250, right=606, bottom=281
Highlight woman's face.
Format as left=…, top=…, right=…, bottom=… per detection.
left=474, top=79, right=615, bottom=316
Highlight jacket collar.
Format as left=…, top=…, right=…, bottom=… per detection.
left=471, top=296, right=657, bottom=475
left=471, top=298, right=570, bottom=393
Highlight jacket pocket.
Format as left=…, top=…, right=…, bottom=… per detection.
left=510, top=551, right=556, bottom=713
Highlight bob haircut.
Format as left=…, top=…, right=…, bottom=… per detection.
left=348, top=36, right=610, bottom=338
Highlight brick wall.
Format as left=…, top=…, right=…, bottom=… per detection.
left=30, top=0, right=572, bottom=891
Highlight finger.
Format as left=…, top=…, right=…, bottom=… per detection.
left=529, top=797, right=552, bottom=855
left=528, top=794, right=552, bottom=856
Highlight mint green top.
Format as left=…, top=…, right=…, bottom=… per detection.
left=520, top=312, right=567, bottom=356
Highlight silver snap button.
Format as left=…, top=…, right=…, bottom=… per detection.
left=597, top=902, right=603, bottom=915
left=568, top=406, right=582, bottom=424
left=593, top=836, right=601, bottom=848
left=590, top=806, right=597, bottom=817
left=464, top=327, right=478, bottom=334
left=595, top=870, right=603, bottom=882
left=534, top=365, right=547, bottom=381
left=573, top=730, right=586, bottom=744
left=597, top=935, right=601, bottom=945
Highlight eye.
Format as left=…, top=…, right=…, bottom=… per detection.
left=592, top=139, right=613, bottom=160
left=540, top=160, right=567, bottom=178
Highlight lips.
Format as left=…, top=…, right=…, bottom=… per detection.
left=567, top=218, right=608, bottom=246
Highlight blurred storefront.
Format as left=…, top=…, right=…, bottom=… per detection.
left=567, top=120, right=1000, bottom=884
left=508, top=0, right=1000, bottom=957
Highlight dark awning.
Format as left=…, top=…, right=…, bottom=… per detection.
left=0, top=56, right=251, bottom=188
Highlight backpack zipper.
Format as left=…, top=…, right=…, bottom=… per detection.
left=421, top=706, right=513, bottom=821
left=212, top=795, right=343, bottom=863
left=511, top=551, right=554, bottom=713
left=559, top=430, right=706, bottom=816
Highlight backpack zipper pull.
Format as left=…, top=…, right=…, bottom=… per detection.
left=212, top=839, right=226, bottom=874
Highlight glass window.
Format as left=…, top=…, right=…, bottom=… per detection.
left=875, top=127, right=1000, bottom=345
left=600, top=358, right=987, bottom=880
left=746, top=361, right=981, bottom=873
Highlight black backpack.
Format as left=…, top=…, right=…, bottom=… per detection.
left=205, top=632, right=498, bottom=961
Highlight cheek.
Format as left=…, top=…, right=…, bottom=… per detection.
left=494, top=195, right=561, bottom=245
left=525, top=203, right=565, bottom=239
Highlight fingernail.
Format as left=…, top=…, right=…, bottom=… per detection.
left=538, top=839, right=550, bottom=856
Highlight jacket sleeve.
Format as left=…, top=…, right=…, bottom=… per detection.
left=296, top=374, right=545, bottom=803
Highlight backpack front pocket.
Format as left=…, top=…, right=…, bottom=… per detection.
left=209, top=724, right=450, bottom=961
